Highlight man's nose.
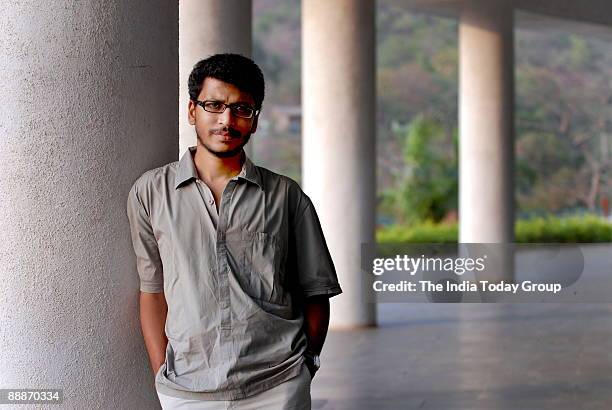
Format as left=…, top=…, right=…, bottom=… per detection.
left=217, top=107, right=235, bottom=125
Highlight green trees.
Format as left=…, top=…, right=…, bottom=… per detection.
left=392, top=117, right=458, bottom=224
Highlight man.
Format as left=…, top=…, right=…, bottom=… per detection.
left=127, top=53, right=342, bottom=409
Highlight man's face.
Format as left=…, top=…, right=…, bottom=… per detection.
left=188, top=77, right=258, bottom=158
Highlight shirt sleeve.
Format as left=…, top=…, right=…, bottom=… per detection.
left=126, top=180, right=164, bottom=293
left=293, top=195, right=343, bottom=299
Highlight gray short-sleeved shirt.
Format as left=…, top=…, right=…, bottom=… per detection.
left=126, top=146, right=342, bottom=401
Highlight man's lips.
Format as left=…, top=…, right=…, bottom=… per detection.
left=217, top=133, right=234, bottom=140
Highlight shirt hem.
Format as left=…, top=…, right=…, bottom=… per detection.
left=303, top=285, right=343, bottom=298
left=140, top=286, right=164, bottom=293
left=155, top=358, right=304, bottom=401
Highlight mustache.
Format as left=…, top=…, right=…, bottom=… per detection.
left=210, top=127, right=241, bottom=138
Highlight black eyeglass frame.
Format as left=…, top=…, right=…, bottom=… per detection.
left=195, top=100, right=260, bottom=119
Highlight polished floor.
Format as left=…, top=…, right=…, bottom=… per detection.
left=313, top=302, right=612, bottom=409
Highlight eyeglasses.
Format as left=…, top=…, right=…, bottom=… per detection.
left=196, top=100, right=259, bottom=119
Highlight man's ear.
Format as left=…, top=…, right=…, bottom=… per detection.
left=250, top=115, right=259, bottom=134
left=187, top=100, right=196, bottom=125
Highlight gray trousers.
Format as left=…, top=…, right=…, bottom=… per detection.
left=156, top=363, right=312, bottom=410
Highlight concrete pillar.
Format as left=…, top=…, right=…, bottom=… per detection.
left=179, top=0, right=252, bottom=158
left=459, top=0, right=515, bottom=244
left=302, top=0, right=376, bottom=328
left=0, top=2, right=177, bottom=408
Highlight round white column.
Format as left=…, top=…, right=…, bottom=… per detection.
left=302, top=0, right=376, bottom=328
left=0, top=2, right=177, bottom=408
left=459, top=0, right=515, bottom=244
left=179, top=0, right=252, bottom=158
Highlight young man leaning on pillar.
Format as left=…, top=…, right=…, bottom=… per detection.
left=127, top=53, right=342, bottom=410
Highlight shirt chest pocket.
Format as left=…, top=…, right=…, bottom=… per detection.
left=242, top=231, right=288, bottom=306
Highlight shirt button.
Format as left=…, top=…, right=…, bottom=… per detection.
left=209, top=199, right=214, bottom=205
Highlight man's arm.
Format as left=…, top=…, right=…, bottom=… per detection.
left=303, top=295, right=330, bottom=378
left=127, top=181, right=167, bottom=378
left=139, top=291, right=168, bottom=378
left=292, top=194, right=343, bottom=378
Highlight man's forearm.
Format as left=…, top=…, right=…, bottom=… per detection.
left=139, top=291, right=168, bottom=376
left=303, top=295, right=330, bottom=355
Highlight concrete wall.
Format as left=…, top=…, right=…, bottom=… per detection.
left=459, top=0, right=515, bottom=244
left=302, top=0, right=377, bottom=328
left=0, top=2, right=178, bottom=408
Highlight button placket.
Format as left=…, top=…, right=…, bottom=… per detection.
left=216, top=181, right=237, bottom=338
left=196, top=179, right=219, bottom=220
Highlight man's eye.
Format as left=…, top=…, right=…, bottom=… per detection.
left=206, top=101, right=223, bottom=110
left=233, top=105, right=252, bottom=114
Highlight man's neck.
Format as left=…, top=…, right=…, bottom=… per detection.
left=193, top=144, right=245, bottom=184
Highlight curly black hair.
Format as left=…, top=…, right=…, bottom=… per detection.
left=188, top=53, right=265, bottom=110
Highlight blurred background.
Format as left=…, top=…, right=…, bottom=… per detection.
left=252, top=0, right=612, bottom=244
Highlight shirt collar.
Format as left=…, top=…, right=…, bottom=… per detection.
left=174, top=146, right=263, bottom=190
